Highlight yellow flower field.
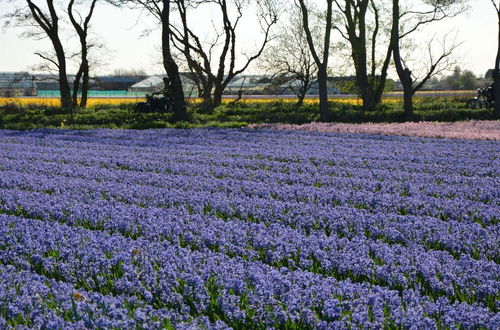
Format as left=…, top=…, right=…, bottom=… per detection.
left=0, top=90, right=473, bottom=108
left=0, top=97, right=140, bottom=107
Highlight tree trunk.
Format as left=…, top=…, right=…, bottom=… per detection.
left=296, top=97, right=304, bottom=107
left=78, top=35, right=89, bottom=108
left=297, top=0, right=333, bottom=121
left=26, top=0, right=72, bottom=112
left=494, top=69, right=500, bottom=118
left=212, top=94, right=222, bottom=108
left=80, top=60, right=89, bottom=108
left=402, top=81, right=413, bottom=120
left=317, top=67, right=330, bottom=121
left=355, top=67, right=375, bottom=111
left=70, top=52, right=88, bottom=108
left=296, top=87, right=306, bottom=107
left=161, top=0, right=188, bottom=122
left=391, top=0, right=414, bottom=121
left=360, top=85, right=374, bottom=111
left=53, top=40, right=72, bottom=111
left=373, top=45, right=393, bottom=106
left=67, top=0, right=96, bottom=109
left=352, top=43, right=374, bottom=111
left=202, top=90, right=214, bottom=110
left=213, top=82, right=223, bottom=108
left=71, top=68, right=83, bottom=107
left=495, top=10, right=500, bottom=118
left=347, top=2, right=373, bottom=111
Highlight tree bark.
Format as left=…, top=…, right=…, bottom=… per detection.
left=161, top=0, right=188, bottom=122
left=53, top=40, right=72, bottom=111
left=296, top=95, right=305, bottom=107
left=81, top=59, right=89, bottom=107
left=341, top=0, right=391, bottom=111
left=402, top=80, right=414, bottom=120
left=296, top=77, right=310, bottom=107
left=346, top=1, right=369, bottom=110
left=68, top=0, right=96, bottom=108
left=213, top=80, right=224, bottom=108
left=26, top=0, right=72, bottom=111
left=72, top=67, right=83, bottom=107
left=494, top=70, right=500, bottom=118
left=71, top=58, right=89, bottom=108
left=495, top=6, right=500, bottom=117
left=202, top=85, right=215, bottom=110
left=317, top=66, right=330, bottom=121
left=391, top=0, right=414, bottom=119
left=212, top=93, right=222, bottom=109
left=297, top=0, right=333, bottom=122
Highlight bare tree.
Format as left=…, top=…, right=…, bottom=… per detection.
left=492, top=0, right=500, bottom=117
left=169, top=0, right=279, bottom=110
left=333, top=0, right=393, bottom=111
left=109, top=0, right=188, bottom=122
left=260, top=9, right=318, bottom=106
left=67, top=0, right=98, bottom=108
left=4, top=0, right=73, bottom=110
left=4, top=0, right=102, bottom=110
left=391, top=0, right=466, bottom=119
left=296, top=0, right=333, bottom=121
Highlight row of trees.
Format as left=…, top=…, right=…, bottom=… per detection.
left=424, top=67, right=487, bottom=91
left=4, top=0, right=500, bottom=121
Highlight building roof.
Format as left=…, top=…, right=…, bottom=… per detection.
left=129, top=74, right=198, bottom=90
left=0, top=72, right=36, bottom=89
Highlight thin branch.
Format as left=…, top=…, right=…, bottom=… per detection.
left=34, top=51, right=59, bottom=68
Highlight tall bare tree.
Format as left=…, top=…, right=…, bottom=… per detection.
left=391, top=0, right=464, bottom=120
left=296, top=0, right=333, bottom=121
left=110, top=0, right=188, bottom=121
left=4, top=0, right=73, bottom=110
left=259, top=9, right=318, bottom=106
left=169, top=0, right=279, bottom=110
left=333, top=0, right=393, bottom=111
left=492, top=0, right=500, bottom=117
left=68, top=0, right=98, bottom=108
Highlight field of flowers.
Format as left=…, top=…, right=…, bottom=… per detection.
left=0, top=90, right=475, bottom=108
left=251, top=121, right=500, bottom=141
left=0, top=96, right=360, bottom=107
left=0, top=128, right=498, bottom=328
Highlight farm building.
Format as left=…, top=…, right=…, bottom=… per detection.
left=128, top=76, right=165, bottom=93
left=0, top=72, right=37, bottom=96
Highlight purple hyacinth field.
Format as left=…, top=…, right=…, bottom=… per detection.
left=0, top=128, right=499, bottom=329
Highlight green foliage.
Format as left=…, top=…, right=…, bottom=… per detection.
left=0, top=96, right=496, bottom=130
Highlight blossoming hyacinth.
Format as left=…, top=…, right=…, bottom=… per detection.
left=0, top=128, right=498, bottom=328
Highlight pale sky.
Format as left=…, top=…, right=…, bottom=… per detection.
left=0, top=0, right=497, bottom=78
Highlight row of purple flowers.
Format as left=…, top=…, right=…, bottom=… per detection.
left=0, top=128, right=498, bottom=328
